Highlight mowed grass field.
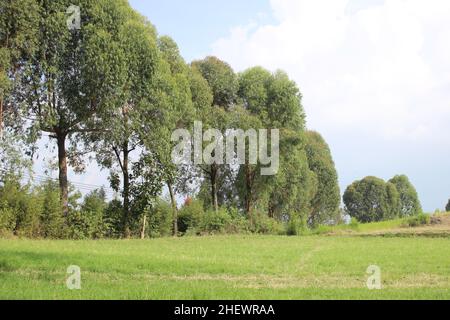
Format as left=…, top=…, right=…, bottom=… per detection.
left=1, top=234, right=450, bottom=300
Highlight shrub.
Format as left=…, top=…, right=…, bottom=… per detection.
left=178, top=200, right=204, bottom=234
left=68, top=189, right=107, bottom=239
left=286, top=215, right=309, bottom=236
left=405, top=214, right=430, bottom=227
left=147, top=199, right=173, bottom=238
left=0, top=204, right=15, bottom=234
left=252, top=211, right=285, bottom=235
left=103, top=199, right=124, bottom=238
left=200, top=208, right=232, bottom=234
left=224, top=207, right=251, bottom=234
left=349, top=217, right=359, bottom=230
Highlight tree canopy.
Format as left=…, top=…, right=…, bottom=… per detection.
left=343, top=176, right=400, bottom=223
left=388, top=175, right=422, bottom=217
left=305, top=131, right=341, bottom=226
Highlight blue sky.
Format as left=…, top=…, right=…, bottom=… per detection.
left=129, top=0, right=276, bottom=62
left=33, top=0, right=450, bottom=212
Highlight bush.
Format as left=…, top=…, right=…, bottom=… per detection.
left=349, top=217, right=359, bottom=230
left=68, top=189, right=107, bottom=239
left=224, top=207, right=251, bottom=234
left=103, top=199, right=124, bottom=238
left=405, top=214, right=430, bottom=227
left=286, top=215, right=309, bottom=236
left=178, top=200, right=204, bottom=234
left=252, top=211, right=285, bottom=235
left=200, top=208, right=232, bottom=234
left=147, top=199, right=173, bottom=238
left=0, top=204, right=15, bottom=234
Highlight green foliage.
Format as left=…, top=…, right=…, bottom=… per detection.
left=200, top=208, right=232, bottom=234
left=2, top=0, right=423, bottom=242
left=404, top=213, right=430, bottom=227
left=103, top=199, right=124, bottom=238
left=177, top=200, right=204, bottom=234
left=251, top=211, right=285, bottom=235
left=343, top=176, right=401, bottom=223
left=192, top=56, right=238, bottom=108
left=147, top=199, right=172, bottom=238
left=388, top=175, right=422, bottom=217
left=0, top=204, right=15, bottom=236
left=446, top=199, right=450, bottom=212
left=38, top=181, right=66, bottom=239
left=305, top=131, right=340, bottom=226
left=348, top=218, right=360, bottom=231
left=68, top=189, right=107, bottom=239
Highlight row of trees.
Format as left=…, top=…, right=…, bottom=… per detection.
left=1, top=0, right=341, bottom=238
left=343, top=175, right=422, bottom=223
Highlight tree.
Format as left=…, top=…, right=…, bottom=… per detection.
left=388, top=175, right=422, bottom=217
left=16, top=0, right=135, bottom=218
left=0, top=0, right=39, bottom=181
left=0, top=0, right=39, bottom=138
left=236, top=67, right=271, bottom=218
left=192, top=56, right=238, bottom=108
left=446, top=199, right=450, bottom=212
left=305, top=131, right=341, bottom=226
left=343, top=176, right=400, bottom=223
left=83, top=7, right=162, bottom=238
left=191, top=57, right=238, bottom=213
left=146, top=36, right=195, bottom=236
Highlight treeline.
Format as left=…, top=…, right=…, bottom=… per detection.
left=0, top=1, right=428, bottom=239
left=0, top=0, right=342, bottom=238
left=343, top=175, right=423, bottom=223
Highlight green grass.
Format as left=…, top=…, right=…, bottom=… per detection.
left=312, top=218, right=406, bottom=235
left=1, top=235, right=450, bottom=300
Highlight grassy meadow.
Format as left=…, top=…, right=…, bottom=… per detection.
left=1, top=231, right=450, bottom=300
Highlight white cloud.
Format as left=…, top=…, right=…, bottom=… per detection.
left=212, top=0, right=450, bottom=143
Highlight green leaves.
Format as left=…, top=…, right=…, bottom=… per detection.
left=388, top=175, right=422, bottom=217
left=343, top=176, right=402, bottom=223
left=192, top=56, right=238, bottom=109
left=305, top=131, right=341, bottom=226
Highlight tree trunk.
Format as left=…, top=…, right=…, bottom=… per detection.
left=56, top=132, right=69, bottom=217
left=245, top=165, right=253, bottom=212
left=0, top=96, right=4, bottom=139
left=244, top=165, right=254, bottom=224
left=210, top=165, right=219, bottom=213
left=122, top=144, right=131, bottom=238
left=0, top=97, right=3, bottom=139
left=168, top=181, right=178, bottom=237
left=140, top=214, right=147, bottom=240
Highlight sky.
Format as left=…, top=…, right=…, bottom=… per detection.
left=33, top=0, right=450, bottom=211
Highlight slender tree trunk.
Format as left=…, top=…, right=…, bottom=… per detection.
left=210, top=165, right=218, bottom=213
left=167, top=181, right=178, bottom=237
left=140, top=214, right=147, bottom=239
left=244, top=165, right=254, bottom=224
left=122, top=144, right=131, bottom=238
left=0, top=97, right=3, bottom=139
left=56, top=132, right=69, bottom=217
